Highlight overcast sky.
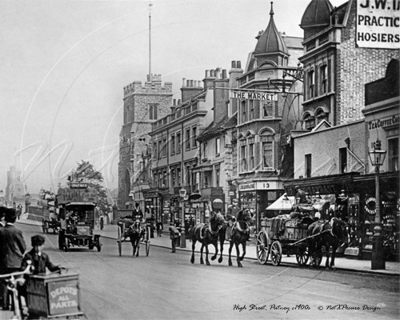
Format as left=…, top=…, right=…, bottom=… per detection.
left=0, top=0, right=346, bottom=194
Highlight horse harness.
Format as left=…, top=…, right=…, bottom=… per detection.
left=199, top=222, right=223, bottom=240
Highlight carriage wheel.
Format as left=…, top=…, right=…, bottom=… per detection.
left=117, top=225, right=122, bottom=256
left=296, top=246, right=309, bottom=266
left=145, top=240, right=150, bottom=256
left=256, top=231, right=269, bottom=265
left=270, top=241, right=282, bottom=266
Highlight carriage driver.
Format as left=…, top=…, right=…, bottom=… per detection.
left=225, top=199, right=241, bottom=241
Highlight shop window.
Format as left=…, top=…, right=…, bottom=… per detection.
left=388, top=137, right=399, bottom=171
left=339, top=148, right=347, bottom=173
left=320, top=65, right=327, bottom=94
left=305, top=154, right=312, bottom=178
left=170, top=134, right=175, bottom=155
left=215, top=137, right=221, bottom=156
left=307, top=70, right=315, bottom=99
left=185, top=128, right=191, bottom=150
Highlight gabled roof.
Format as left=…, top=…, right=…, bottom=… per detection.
left=197, top=113, right=237, bottom=142
left=312, top=120, right=332, bottom=132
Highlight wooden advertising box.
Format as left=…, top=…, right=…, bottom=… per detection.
left=26, top=272, right=83, bottom=318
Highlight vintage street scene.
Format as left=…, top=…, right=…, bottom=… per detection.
left=0, top=0, right=399, bottom=319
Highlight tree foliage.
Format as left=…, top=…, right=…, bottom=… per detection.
left=68, top=160, right=109, bottom=212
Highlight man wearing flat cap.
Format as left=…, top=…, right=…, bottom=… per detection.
left=0, top=208, right=26, bottom=309
left=21, top=235, right=62, bottom=275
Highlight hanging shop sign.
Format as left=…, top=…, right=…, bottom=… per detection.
left=356, top=0, right=400, bottom=49
left=231, top=90, right=278, bottom=101
left=365, top=197, right=377, bottom=215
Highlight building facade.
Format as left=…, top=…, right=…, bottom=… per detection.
left=6, top=166, right=25, bottom=203
left=232, top=4, right=304, bottom=231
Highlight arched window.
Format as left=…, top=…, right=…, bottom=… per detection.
left=303, top=113, right=315, bottom=130
left=315, top=108, right=328, bottom=124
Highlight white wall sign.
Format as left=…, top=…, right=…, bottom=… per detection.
left=356, top=0, right=400, bottom=49
left=231, top=91, right=278, bottom=101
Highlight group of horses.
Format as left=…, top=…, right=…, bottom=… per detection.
left=121, top=209, right=349, bottom=270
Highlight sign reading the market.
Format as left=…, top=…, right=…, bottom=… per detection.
left=356, top=0, right=400, bottom=49
left=368, top=114, right=399, bottom=130
left=231, top=90, right=278, bottom=101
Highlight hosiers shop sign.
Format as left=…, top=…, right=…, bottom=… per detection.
left=356, top=0, right=400, bottom=49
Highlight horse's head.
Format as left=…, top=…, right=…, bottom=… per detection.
left=332, top=219, right=349, bottom=245
left=238, top=209, right=253, bottom=223
left=210, top=212, right=226, bottom=231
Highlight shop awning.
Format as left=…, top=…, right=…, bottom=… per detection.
left=266, top=195, right=295, bottom=211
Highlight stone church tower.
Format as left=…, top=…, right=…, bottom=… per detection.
left=118, top=74, right=172, bottom=209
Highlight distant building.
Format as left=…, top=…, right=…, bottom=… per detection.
left=5, top=166, right=25, bottom=202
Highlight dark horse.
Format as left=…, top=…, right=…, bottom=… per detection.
left=125, top=220, right=146, bottom=257
left=190, top=213, right=226, bottom=265
left=307, top=218, right=349, bottom=269
left=228, top=209, right=253, bottom=268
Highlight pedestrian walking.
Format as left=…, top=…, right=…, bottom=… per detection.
left=100, top=215, right=104, bottom=230
left=0, top=208, right=26, bottom=310
left=156, top=221, right=163, bottom=237
left=169, top=223, right=181, bottom=253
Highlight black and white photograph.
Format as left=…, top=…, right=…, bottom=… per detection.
left=0, top=0, right=399, bottom=319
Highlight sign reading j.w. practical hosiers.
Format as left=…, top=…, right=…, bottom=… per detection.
left=356, top=0, right=400, bottom=49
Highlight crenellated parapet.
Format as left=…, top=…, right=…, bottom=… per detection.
left=124, top=74, right=172, bottom=97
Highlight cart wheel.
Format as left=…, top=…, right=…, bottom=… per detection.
left=256, top=231, right=269, bottom=265
left=296, top=246, right=309, bottom=266
left=117, top=225, right=122, bottom=256
left=145, top=240, right=150, bottom=256
left=270, top=241, right=282, bottom=266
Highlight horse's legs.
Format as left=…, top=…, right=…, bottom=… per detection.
left=211, top=241, right=218, bottom=261
left=200, top=243, right=204, bottom=265
left=218, top=233, right=225, bottom=263
left=205, top=244, right=210, bottom=266
left=228, top=241, right=234, bottom=266
left=190, top=239, right=196, bottom=264
left=240, top=242, right=246, bottom=261
left=235, top=242, right=242, bottom=268
left=136, top=240, right=140, bottom=257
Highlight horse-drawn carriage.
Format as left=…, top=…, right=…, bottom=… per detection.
left=256, top=204, right=349, bottom=269
left=42, top=216, right=60, bottom=234
left=117, top=216, right=150, bottom=257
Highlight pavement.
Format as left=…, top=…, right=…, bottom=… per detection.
left=16, top=213, right=400, bottom=276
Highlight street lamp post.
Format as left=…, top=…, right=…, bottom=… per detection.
left=179, top=188, right=187, bottom=248
left=368, top=138, right=387, bottom=270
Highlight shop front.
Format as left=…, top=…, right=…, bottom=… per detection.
left=142, top=188, right=172, bottom=224
left=284, top=172, right=399, bottom=261
left=238, top=181, right=284, bottom=232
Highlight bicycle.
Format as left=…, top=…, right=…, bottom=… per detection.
left=0, top=263, right=32, bottom=320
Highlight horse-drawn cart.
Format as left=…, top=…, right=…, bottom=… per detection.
left=256, top=216, right=324, bottom=267
left=117, top=217, right=150, bottom=257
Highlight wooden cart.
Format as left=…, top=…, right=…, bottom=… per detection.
left=26, top=271, right=84, bottom=319
left=256, top=217, right=323, bottom=266
left=117, top=217, right=150, bottom=257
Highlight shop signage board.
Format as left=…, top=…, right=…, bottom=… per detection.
left=57, top=187, right=98, bottom=204
left=231, top=90, right=278, bottom=101
left=356, top=0, right=400, bottom=49
left=238, top=181, right=281, bottom=191
left=368, top=114, right=399, bottom=130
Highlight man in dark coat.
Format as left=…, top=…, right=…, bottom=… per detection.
left=0, top=208, right=26, bottom=309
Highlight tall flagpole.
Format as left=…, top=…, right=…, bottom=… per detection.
left=149, top=1, right=152, bottom=83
